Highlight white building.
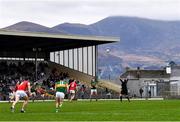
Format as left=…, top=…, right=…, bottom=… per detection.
left=169, top=66, right=180, bottom=96
left=120, top=68, right=170, bottom=98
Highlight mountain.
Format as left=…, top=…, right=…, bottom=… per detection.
left=98, top=52, right=123, bottom=80
left=3, top=21, right=65, bottom=34
left=52, top=23, right=95, bottom=35
left=51, top=17, right=180, bottom=78
left=90, top=16, right=180, bottom=53
left=51, top=16, right=180, bottom=54
left=2, top=16, right=180, bottom=79
left=52, top=17, right=180, bottom=54
left=92, top=17, right=180, bottom=65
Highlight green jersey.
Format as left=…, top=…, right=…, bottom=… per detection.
left=55, top=80, right=68, bottom=93
left=91, top=79, right=97, bottom=89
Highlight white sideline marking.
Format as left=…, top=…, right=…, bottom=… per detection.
left=0, top=98, right=164, bottom=103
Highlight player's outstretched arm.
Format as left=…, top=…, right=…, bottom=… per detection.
left=125, top=78, right=128, bottom=82
left=120, top=78, right=123, bottom=83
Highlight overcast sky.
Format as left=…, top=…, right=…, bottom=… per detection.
left=0, top=0, right=180, bottom=28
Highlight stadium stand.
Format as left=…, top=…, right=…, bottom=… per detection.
left=0, top=60, right=120, bottom=100
left=0, top=30, right=119, bottom=101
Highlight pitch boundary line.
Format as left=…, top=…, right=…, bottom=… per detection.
left=0, top=98, right=164, bottom=103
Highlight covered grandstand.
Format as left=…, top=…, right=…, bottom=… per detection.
left=0, top=29, right=119, bottom=100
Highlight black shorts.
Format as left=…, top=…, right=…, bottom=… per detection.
left=121, top=89, right=128, bottom=95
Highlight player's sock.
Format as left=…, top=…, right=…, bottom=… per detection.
left=59, top=104, right=62, bottom=108
left=120, top=96, right=122, bottom=102
left=56, top=108, right=59, bottom=113
left=11, top=106, right=14, bottom=112
left=20, top=109, right=25, bottom=113
left=127, top=97, right=130, bottom=102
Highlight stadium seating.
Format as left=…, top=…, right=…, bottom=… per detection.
left=0, top=60, right=120, bottom=101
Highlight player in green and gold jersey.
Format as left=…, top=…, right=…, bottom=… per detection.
left=90, top=77, right=98, bottom=101
left=55, top=78, right=69, bottom=113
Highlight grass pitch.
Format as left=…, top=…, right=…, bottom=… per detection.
left=1, top=100, right=180, bottom=121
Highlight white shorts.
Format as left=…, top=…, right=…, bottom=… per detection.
left=9, top=92, right=15, bottom=99
left=16, top=90, right=28, bottom=98
left=56, top=92, right=65, bottom=99
left=70, top=90, right=75, bottom=94
left=91, top=89, right=97, bottom=95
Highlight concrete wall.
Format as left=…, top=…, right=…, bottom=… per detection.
left=49, top=62, right=121, bottom=93
left=127, top=79, right=143, bottom=97
left=98, top=80, right=120, bottom=92
left=127, top=78, right=169, bottom=97
left=48, top=62, right=93, bottom=84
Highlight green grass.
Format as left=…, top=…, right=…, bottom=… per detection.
left=1, top=100, right=180, bottom=121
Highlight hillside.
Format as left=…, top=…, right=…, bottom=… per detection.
left=91, top=16, right=180, bottom=53
left=53, top=16, right=180, bottom=78
left=52, top=23, right=94, bottom=35
left=3, top=21, right=65, bottom=34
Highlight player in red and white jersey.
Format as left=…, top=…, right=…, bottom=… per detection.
left=69, top=80, right=77, bottom=102
left=11, top=78, right=32, bottom=113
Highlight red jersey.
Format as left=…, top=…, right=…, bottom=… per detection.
left=69, top=81, right=77, bottom=90
left=36, top=87, right=45, bottom=94
left=16, top=80, right=30, bottom=91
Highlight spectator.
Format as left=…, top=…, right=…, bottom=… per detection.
left=148, top=90, right=151, bottom=98
left=80, top=84, right=86, bottom=99
left=139, top=88, right=143, bottom=98
left=105, top=88, right=111, bottom=99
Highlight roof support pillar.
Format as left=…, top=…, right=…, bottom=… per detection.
left=95, top=45, right=98, bottom=80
